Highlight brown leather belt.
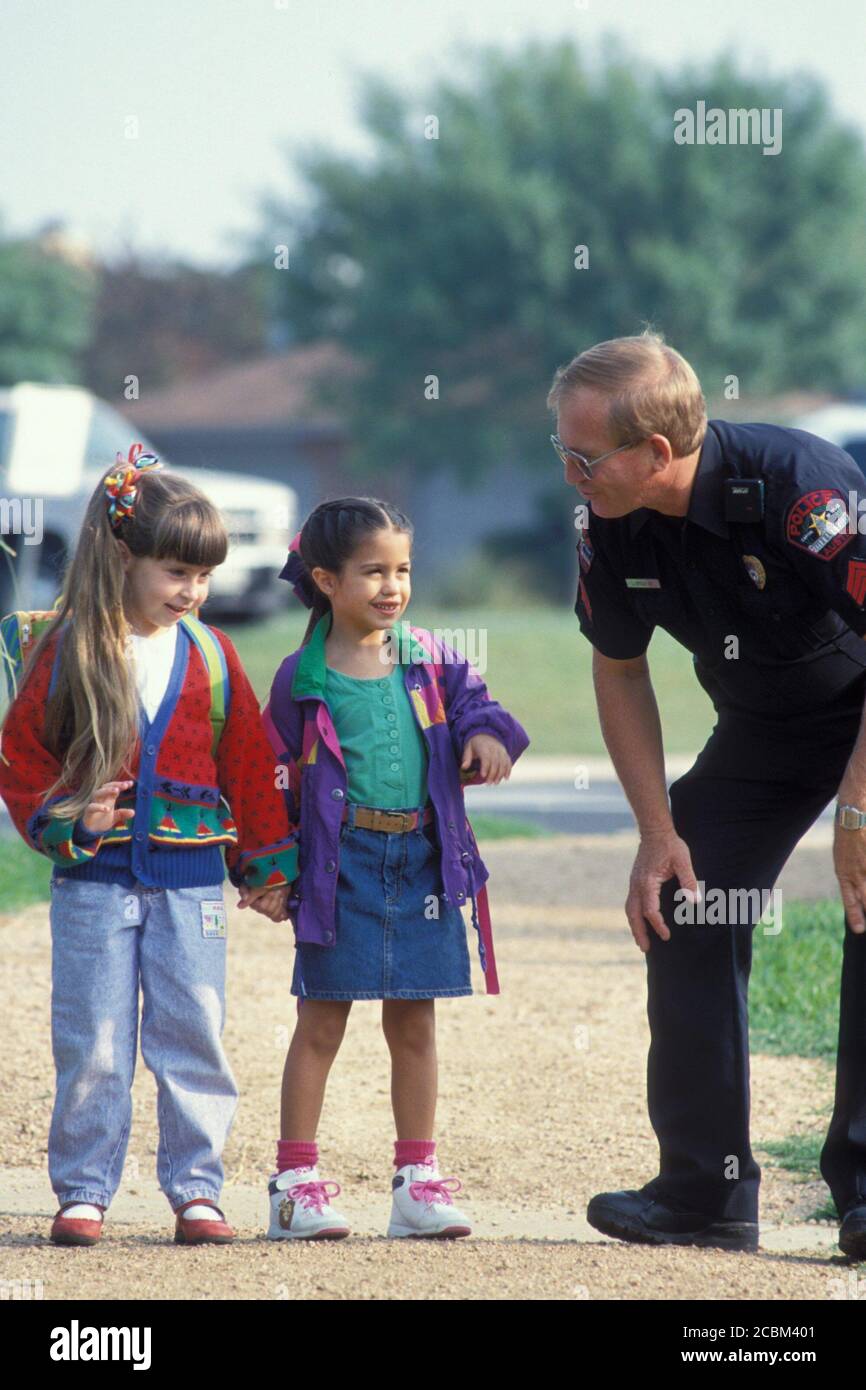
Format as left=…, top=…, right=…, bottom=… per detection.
left=341, top=803, right=435, bottom=834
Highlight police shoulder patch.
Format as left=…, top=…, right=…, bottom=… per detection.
left=785, top=489, right=853, bottom=562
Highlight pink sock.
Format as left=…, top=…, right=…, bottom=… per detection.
left=394, top=1139, right=436, bottom=1169
left=277, top=1139, right=318, bottom=1174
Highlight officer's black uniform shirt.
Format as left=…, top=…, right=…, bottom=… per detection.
left=574, top=419, right=866, bottom=715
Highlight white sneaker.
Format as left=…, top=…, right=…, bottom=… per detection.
left=266, top=1166, right=351, bottom=1240
left=386, top=1160, right=472, bottom=1238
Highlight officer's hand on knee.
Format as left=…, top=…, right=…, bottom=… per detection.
left=833, top=834, right=866, bottom=934
left=625, top=829, right=699, bottom=953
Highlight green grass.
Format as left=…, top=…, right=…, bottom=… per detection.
left=0, top=837, right=53, bottom=910
left=749, top=899, right=844, bottom=1198
left=758, top=1135, right=836, bottom=1216
left=760, top=1133, right=824, bottom=1177
left=220, top=604, right=717, bottom=756
left=749, top=898, right=843, bottom=1059
left=466, top=814, right=544, bottom=840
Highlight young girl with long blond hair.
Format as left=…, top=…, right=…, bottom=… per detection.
left=0, top=448, right=296, bottom=1246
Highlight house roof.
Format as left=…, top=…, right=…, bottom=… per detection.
left=123, top=337, right=840, bottom=438
left=124, top=341, right=359, bottom=430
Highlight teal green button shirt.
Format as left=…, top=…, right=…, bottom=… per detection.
left=324, top=663, right=430, bottom=809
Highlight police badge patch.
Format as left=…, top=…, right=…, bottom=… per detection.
left=786, top=489, right=853, bottom=561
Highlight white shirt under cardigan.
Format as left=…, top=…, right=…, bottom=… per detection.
left=70, top=625, right=178, bottom=851
left=125, top=624, right=178, bottom=722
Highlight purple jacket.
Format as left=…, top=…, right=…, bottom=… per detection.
left=262, top=612, right=530, bottom=993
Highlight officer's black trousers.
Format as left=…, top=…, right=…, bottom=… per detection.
left=643, top=674, right=866, bottom=1223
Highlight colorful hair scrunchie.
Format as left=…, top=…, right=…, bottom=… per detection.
left=104, top=443, right=164, bottom=531
left=278, top=529, right=318, bottom=609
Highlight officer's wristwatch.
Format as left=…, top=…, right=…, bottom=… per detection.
left=836, top=803, right=866, bottom=830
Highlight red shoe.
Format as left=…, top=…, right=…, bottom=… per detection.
left=173, top=1199, right=235, bottom=1245
left=50, top=1202, right=105, bottom=1246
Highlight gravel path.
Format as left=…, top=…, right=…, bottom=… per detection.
left=0, top=834, right=855, bottom=1300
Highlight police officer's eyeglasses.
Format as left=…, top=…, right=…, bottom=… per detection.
left=550, top=434, right=644, bottom=481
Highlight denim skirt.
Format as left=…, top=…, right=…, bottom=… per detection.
left=292, top=802, right=473, bottom=1001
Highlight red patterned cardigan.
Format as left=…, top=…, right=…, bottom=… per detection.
left=0, top=621, right=298, bottom=891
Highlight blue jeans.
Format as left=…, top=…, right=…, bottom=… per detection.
left=48, top=876, right=238, bottom=1211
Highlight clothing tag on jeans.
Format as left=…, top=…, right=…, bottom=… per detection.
left=200, top=900, right=227, bottom=938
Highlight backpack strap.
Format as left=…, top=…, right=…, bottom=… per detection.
left=2, top=610, right=231, bottom=762
left=0, top=612, right=25, bottom=703
left=1, top=609, right=61, bottom=703
left=179, top=614, right=230, bottom=757
left=464, top=829, right=500, bottom=995
left=411, top=628, right=500, bottom=994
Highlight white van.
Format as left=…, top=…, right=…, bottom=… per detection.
left=0, top=382, right=296, bottom=619
left=791, top=403, right=866, bottom=478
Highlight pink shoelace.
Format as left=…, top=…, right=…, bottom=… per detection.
left=286, top=1179, right=342, bottom=1213
left=408, top=1175, right=463, bottom=1206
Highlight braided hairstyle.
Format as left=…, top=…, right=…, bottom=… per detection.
left=290, top=498, right=414, bottom=644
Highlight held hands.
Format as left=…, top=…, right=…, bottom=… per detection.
left=625, top=827, right=700, bottom=953
left=82, top=780, right=136, bottom=836
left=81, top=784, right=293, bottom=921
left=236, top=881, right=290, bottom=922
left=461, top=734, right=512, bottom=785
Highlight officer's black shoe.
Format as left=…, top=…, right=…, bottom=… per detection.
left=586, top=1188, right=759, bottom=1252
left=839, top=1202, right=866, bottom=1261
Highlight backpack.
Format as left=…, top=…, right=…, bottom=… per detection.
left=0, top=609, right=230, bottom=757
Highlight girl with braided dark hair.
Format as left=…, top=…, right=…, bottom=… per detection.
left=261, top=496, right=530, bottom=1239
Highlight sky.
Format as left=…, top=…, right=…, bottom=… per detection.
left=3, top=0, right=866, bottom=268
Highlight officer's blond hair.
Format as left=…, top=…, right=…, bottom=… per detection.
left=547, top=330, right=707, bottom=459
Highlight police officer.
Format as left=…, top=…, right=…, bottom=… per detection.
left=549, top=331, right=866, bottom=1257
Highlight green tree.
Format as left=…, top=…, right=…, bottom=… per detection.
left=259, top=38, right=866, bottom=484
left=0, top=225, right=95, bottom=386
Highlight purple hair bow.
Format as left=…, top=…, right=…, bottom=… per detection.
left=278, top=529, right=318, bottom=608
